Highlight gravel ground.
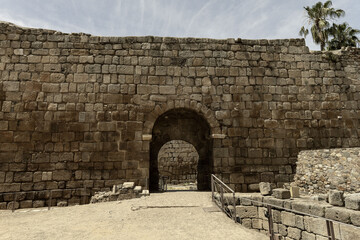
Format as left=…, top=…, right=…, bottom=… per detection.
left=0, top=191, right=267, bottom=240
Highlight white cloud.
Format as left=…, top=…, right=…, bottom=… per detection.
left=0, top=0, right=359, bottom=50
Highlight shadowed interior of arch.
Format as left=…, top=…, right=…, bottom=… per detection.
left=149, top=108, right=212, bottom=192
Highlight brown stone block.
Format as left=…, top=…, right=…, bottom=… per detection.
left=8, top=163, right=26, bottom=171
left=79, top=143, right=97, bottom=152
left=126, top=169, right=143, bottom=179
left=159, top=86, right=176, bottom=95
left=21, top=183, right=34, bottom=191
left=42, top=83, right=60, bottom=92
left=103, top=94, right=122, bottom=103
left=0, top=143, right=17, bottom=151
left=97, top=122, right=116, bottom=131
left=252, top=67, right=265, bottom=76
left=17, top=121, right=35, bottom=131
left=54, top=112, right=77, bottom=122
left=33, top=153, right=50, bottom=163
left=50, top=73, right=65, bottom=82
left=259, top=138, right=274, bottom=148
left=230, top=173, right=245, bottom=183
left=93, top=162, right=103, bottom=170
left=248, top=148, right=263, bottom=158
left=20, top=200, right=33, bottom=209
left=0, top=172, right=4, bottom=183
left=0, top=131, right=13, bottom=142
left=228, top=128, right=248, bottom=137
left=244, top=174, right=260, bottom=184
left=14, top=172, right=33, bottom=182
left=127, top=141, right=142, bottom=152
left=91, top=170, right=102, bottom=180
left=0, top=183, right=21, bottom=193
left=103, top=142, right=118, bottom=151
left=68, top=123, right=89, bottom=132
left=108, top=151, right=126, bottom=162
left=52, top=170, right=72, bottom=181
left=122, top=161, right=139, bottom=170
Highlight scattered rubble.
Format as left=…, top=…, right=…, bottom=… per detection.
left=90, top=182, right=148, bottom=203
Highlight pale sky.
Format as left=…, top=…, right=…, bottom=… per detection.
left=0, top=0, right=359, bottom=50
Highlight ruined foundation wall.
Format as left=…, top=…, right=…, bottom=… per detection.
left=0, top=21, right=360, bottom=208
left=235, top=194, right=360, bottom=239
left=295, top=147, right=360, bottom=194
left=158, top=140, right=198, bottom=184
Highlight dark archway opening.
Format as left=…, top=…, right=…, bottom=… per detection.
left=149, top=108, right=212, bottom=191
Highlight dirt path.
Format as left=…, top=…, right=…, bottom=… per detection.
left=0, top=191, right=267, bottom=240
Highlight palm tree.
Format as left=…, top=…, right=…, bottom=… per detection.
left=299, top=1, right=345, bottom=50
left=327, top=22, right=360, bottom=50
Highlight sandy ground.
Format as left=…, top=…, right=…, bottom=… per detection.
left=0, top=191, right=267, bottom=240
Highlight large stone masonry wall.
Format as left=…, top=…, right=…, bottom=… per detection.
left=158, top=140, right=198, bottom=184
left=0, top=21, right=360, bottom=208
left=295, top=147, right=360, bottom=194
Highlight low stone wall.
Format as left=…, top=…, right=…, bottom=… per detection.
left=294, top=148, right=360, bottom=194
left=0, top=188, right=90, bottom=209
left=158, top=140, right=198, bottom=184
left=233, top=193, right=360, bottom=240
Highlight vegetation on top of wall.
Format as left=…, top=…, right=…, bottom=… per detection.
left=299, top=0, right=360, bottom=51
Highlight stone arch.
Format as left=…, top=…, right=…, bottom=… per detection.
left=149, top=107, right=213, bottom=191
left=143, top=100, right=221, bottom=136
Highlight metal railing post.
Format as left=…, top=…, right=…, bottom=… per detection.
left=220, top=185, right=224, bottom=210
left=12, top=193, right=16, bottom=212
left=233, top=192, right=236, bottom=222
left=48, top=190, right=52, bottom=210
left=83, top=186, right=87, bottom=205
left=326, top=220, right=335, bottom=240
left=267, top=205, right=274, bottom=240
left=211, top=175, right=214, bottom=202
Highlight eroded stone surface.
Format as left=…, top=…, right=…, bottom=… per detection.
left=0, top=21, right=360, bottom=208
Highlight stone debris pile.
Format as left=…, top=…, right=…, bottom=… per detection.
left=295, top=148, right=360, bottom=194
left=90, top=182, right=148, bottom=203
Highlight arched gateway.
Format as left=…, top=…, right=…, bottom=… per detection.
left=149, top=108, right=212, bottom=191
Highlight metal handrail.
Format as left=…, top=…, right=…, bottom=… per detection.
left=211, top=174, right=236, bottom=222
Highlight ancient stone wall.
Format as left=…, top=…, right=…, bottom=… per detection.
left=295, top=147, right=360, bottom=194
left=234, top=193, right=360, bottom=239
left=0, top=21, right=360, bottom=208
left=158, top=140, right=198, bottom=184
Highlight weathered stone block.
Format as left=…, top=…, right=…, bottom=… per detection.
left=281, top=211, right=296, bottom=227
left=291, top=200, right=327, bottom=217
left=52, top=170, right=72, bottom=181
left=159, top=86, right=176, bottom=95
left=230, top=173, right=244, bottom=184
left=14, top=172, right=33, bottom=182
left=259, top=182, right=272, bottom=196
left=304, top=216, right=328, bottom=236
left=329, top=190, right=344, bottom=207
left=325, top=206, right=352, bottom=223
left=272, top=189, right=290, bottom=199
left=345, top=193, right=360, bottom=210
left=290, top=186, right=300, bottom=198
left=287, top=227, right=301, bottom=240
left=122, top=182, right=135, bottom=189
left=301, top=231, right=316, bottom=240
left=236, top=206, right=258, bottom=218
